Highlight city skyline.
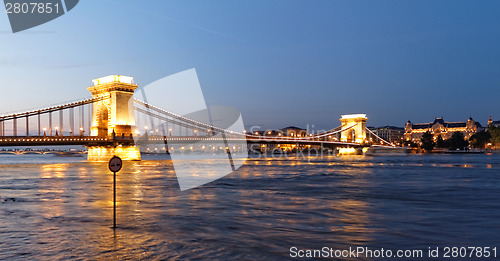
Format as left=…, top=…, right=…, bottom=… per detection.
left=1, top=0, right=499, bottom=130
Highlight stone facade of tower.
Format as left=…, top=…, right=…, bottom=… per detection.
left=340, top=114, right=368, bottom=143
left=86, top=75, right=141, bottom=161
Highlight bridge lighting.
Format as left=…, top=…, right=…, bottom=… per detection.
left=92, top=75, right=135, bottom=86
left=340, top=114, right=367, bottom=120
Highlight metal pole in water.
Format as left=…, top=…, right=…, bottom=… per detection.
left=108, top=156, right=122, bottom=229
left=113, top=171, right=116, bottom=229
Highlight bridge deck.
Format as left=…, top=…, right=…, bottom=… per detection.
left=0, top=136, right=363, bottom=147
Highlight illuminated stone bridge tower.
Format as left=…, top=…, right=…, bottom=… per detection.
left=340, top=114, right=368, bottom=144
left=87, top=75, right=141, bottom=161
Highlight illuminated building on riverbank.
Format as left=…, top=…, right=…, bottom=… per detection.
left=405, top=117, right=482, bottom=142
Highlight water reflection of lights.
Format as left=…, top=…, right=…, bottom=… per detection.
left=234, top=160, right=375, bottom=245
left=339, top=147, right=356, bottom=154
left=38, top=164, right=71, bottom=218
left=41, top=164, right=68, bottom=179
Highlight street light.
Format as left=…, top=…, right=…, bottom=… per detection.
left=55, top=127, right=59, bottom=136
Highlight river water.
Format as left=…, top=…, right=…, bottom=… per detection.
left=0, top=153, right=499, bottom=260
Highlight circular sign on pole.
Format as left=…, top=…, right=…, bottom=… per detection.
left=108, top=156, right=122, bottom=173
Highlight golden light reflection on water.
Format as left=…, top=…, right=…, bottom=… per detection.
left=7, top=157, right=378, bottom=258
left=3, top=153, right=499, bottom=260
left=38, top=164, right=70, bottom=218
left=232, top=157, right=376, bottom=246
left=41, top=163, right=68, bottom=179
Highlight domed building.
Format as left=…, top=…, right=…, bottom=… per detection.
left=487, top=116, right=500, bottom=128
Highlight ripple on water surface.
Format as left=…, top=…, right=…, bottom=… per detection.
left=0, top=153, right=499, bottom=260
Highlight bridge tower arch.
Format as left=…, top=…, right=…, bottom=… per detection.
left=86, top=75, right=141, bottom=161
left=340, top=114, right=368, bottom=144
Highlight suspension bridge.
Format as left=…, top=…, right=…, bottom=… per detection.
left=0, top=75, right=393, bottom=161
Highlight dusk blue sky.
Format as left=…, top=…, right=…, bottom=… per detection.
left=1, top=0, right=499, bottom=130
